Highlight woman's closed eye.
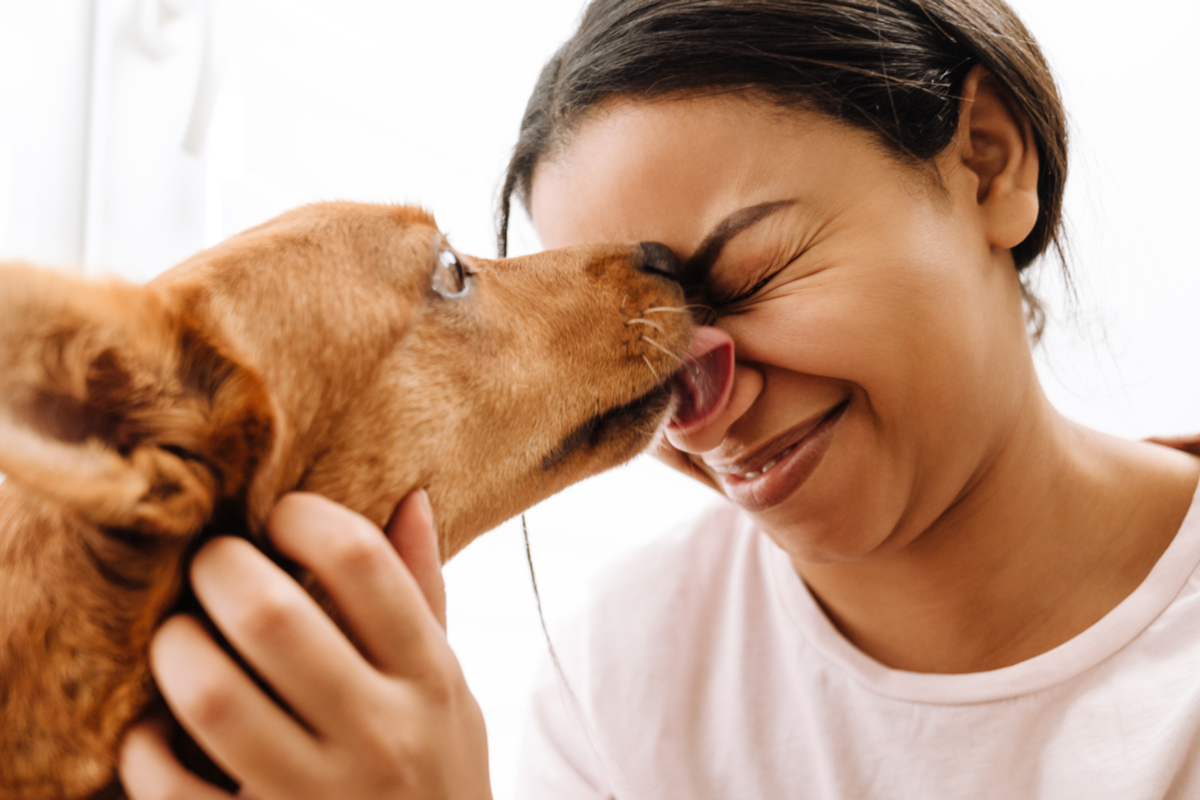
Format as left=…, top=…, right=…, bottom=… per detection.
left=705, top=254, right=802, bottom=315
left=712, top=269, right=782, bottom=309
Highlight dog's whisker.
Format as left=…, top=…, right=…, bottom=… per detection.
left=642, top=304, right=718, bottom=324
left=625, top=318, right=666, bottom=333
left=641, top=335, right=684, bottom=364
left=648, top=304, right=714, bottom=313
left=642, top=355, right=659, bottom=380
left=642, top=306, right=693, bottom=315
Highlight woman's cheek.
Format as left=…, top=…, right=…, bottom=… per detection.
left=760, top=400, right=916, bottom=563
left=732, top=294, right=909, bottom=408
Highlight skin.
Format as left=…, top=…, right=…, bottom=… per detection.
left=119, top=67, right=1200, bottom=796
left=531, top=68, right=1200, bottom=672
left=120, top=491, right=488, bottom=800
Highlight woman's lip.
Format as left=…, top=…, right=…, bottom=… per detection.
left=715, top=398, right=850, bottom=512
left=708, top=397, right=850, bottom=477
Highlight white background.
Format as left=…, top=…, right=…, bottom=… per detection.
left=0, top=1, right=1196, bottom=797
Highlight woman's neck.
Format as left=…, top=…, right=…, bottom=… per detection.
left=795, top=392, right=1200, bottom=674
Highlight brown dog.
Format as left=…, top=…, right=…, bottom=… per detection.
left=0, top=203, right=695, bottom=799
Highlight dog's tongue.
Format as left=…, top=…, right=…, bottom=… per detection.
left=669, top=326, right=735, bottom=431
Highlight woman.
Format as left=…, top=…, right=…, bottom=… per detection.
left=120, top=1, right=1200, bottom=798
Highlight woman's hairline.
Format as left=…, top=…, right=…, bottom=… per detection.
left=520, top=85, right=959, bottom=221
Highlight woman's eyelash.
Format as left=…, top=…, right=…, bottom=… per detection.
left=713, top=269, right=782, bottom=307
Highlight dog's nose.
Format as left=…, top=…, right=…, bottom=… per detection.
left=637, top=242, right=681, bottom=280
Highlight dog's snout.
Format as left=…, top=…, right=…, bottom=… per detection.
left=638, top=242, right=681, bottom=280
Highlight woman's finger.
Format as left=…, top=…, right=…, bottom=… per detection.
left=1149, top=434, right=1200, bottom=457
left=120, top=715, right=235, bottom=800
left=267, top=493, right=449, bottom=678
left=386, top=489, right=447, bottom=630
left=188, top=536, right=381, bottom=739
left=149, top=614, right=320, bottom=796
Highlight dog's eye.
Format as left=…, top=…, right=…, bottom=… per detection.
left=433, top=249, right=469, bottom=298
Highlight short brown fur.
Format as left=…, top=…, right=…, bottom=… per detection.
left=0, top=202, right=691, bottom=798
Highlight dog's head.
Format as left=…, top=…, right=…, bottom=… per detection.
left=0, top=203, right=692, bottom=557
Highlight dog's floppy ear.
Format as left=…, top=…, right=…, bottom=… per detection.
left=0, top=262, right=273, bottom=538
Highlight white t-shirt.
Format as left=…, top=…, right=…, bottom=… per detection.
left=516, top=482, right=1200, bottom=799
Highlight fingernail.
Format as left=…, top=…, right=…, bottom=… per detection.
left=415, top=488, right=436, bottom=531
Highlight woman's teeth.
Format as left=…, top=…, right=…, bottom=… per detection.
left=721, top=443, right=798, bottom=480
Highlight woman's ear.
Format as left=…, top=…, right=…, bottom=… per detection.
left=950, top=64, right=1040, bottom=251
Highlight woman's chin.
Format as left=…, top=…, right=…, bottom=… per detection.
left=743, top=424, right=909, bottom=567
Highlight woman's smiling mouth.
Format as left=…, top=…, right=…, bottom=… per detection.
left=710, top=396, right=851, bottom=511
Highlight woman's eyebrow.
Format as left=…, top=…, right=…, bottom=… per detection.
left=681, top=199, right=797, bottom=288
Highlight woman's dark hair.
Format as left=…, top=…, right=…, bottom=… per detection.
left=497, top=0, right=1069, bottom=333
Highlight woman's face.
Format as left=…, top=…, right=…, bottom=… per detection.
left=531, top=95, right=1034, bottom=565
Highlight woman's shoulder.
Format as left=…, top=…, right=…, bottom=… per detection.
left=542, top=502, right=793, bottom=742
left=565, top=500, right=781, bottom=672
left=1104, top=433, right=1200, bottom=548
left=583, top=500, right=768, bottom=631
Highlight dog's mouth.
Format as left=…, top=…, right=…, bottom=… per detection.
left=540, top=382, right=674, bottom=471
left=539, top=326, right=735, bottom=472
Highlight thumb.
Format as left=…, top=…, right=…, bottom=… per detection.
left=386, top=489, right=447, bottom=630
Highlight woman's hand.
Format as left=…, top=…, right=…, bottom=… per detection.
left=1150, top=434, right=1200, bottom=458
left=118, top=491, right=492, bottom=800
